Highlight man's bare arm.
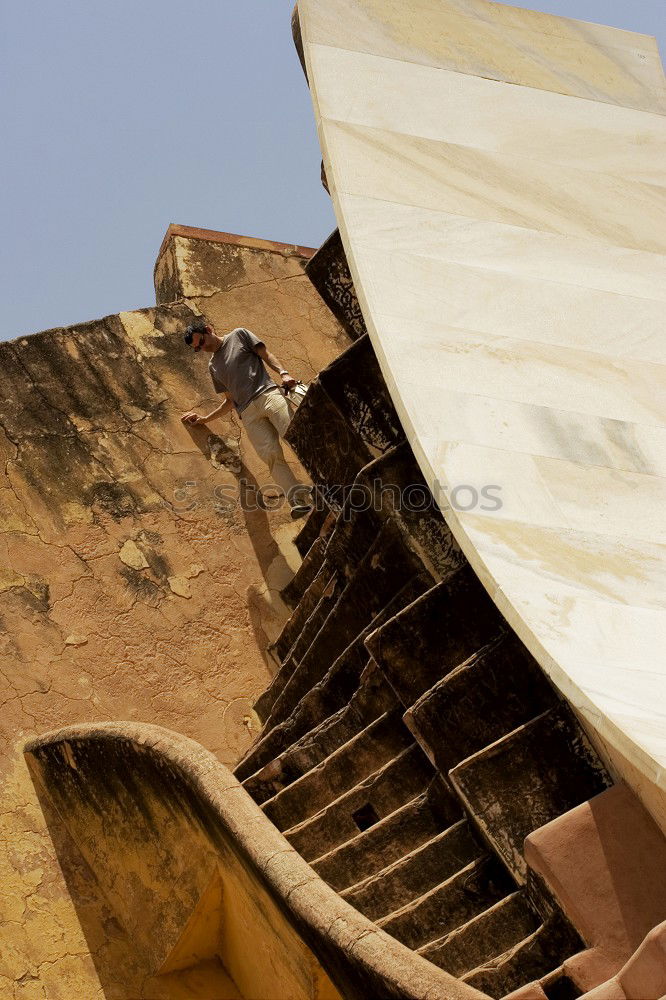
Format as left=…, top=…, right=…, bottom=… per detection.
left=181, top=393, right=233, bottom=425
left=255, top=344, right=296, bottom=387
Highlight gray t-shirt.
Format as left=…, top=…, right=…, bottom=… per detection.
left=208, top=328, right=275, bottom=413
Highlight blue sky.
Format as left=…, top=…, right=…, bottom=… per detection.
left=1, top=0, right=664, bottom=340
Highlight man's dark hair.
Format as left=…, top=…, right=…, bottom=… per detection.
left=183, top=318, right=208, bottom=347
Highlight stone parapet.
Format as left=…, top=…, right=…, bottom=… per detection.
left=25, top=722, right=487, bottom=1000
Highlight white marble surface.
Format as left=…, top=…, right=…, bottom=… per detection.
left=350, top=245, right=666, bottom=365
left=304, top=0, right=666, bottom=114
left=299, top=0, right=666, bottom=823
left=342, top=197, right=666, bottom=302
left=323, top=121, right=666, bottom=253
left=311, top=46, right=666, bottom=186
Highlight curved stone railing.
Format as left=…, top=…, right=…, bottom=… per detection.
left=25, top=722, right=487, bottom=1000
left=295, top=0, right=666, bottom=833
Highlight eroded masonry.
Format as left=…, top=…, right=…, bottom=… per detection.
left=5, top=0, right=666, bottom=997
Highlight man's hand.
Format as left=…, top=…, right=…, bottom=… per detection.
left=181, top=397, right=232, bottom=425
left=181, top=410, right=208, bottom=426
left=281, top=373, right=297, bottom=390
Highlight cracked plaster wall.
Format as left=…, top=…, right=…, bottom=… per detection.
left=0, top=233, right=347, bottom=998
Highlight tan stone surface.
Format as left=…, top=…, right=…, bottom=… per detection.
left=524, top=783, right=666, bottom=996
left=23, top=721, right=486, bottom=1000
left=0, top=231, right=346, bottom=997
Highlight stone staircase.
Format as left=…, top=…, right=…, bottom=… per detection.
left=234, top=334, right=615, bottom=999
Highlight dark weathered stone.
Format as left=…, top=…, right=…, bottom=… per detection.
left=539, top=971, right=582, bottom=1000
left=293, top=502, right=335, bottom=559
left=341, top=819, right=483, bottom=923
left=285, top=378, right=371, bottom=507
left=319, top=335, right=403, bottom=455
left=236, top=574, right=429, bottom=783
left=354, top=442, right=466, bottom=580
left=366, top=565, right=506, bottom=708
left=273, top=571, right=430, bottom=734
left=242, top=661, right=398, bottom=805
left=450, top=705, right=612, bottom=882
left=378, top=855, right=515, bottom=952
left=281, top=534, right=329, bottom=609
left=419, top=890, right=540, bottom=978
left=281, top=572, right=344, bottom=669
left=285, top=743, right=435, bottom=862
left=405, top=633, right=559, bottom=776
left=235, top=644, right=372, bottom=786
left=304, top=229, right=367, bottom=342
left=462, top=912, right=583, bottom=999
left=291, top=3, right=307, bottom=81
left=253, top=567, right=341, bottom=725
left=262, top=708, right=414, bottom=831
left=265, top=520, right=431, bottom=729
left=321, top=505, right=381, bottom=583
left=312, top=778, right=460, bottom=892
left=269, top=563, right=336, bottom=664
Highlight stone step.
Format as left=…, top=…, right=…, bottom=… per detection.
left=293, top=502, right=335, bottom=559
left=450, top=706, right=612, bottom=882
left=263, top=442, right=456, bottom=721
left=405, top=633, right=558, bottom=776
left=234, top=574, right=428, bottom=783
left=303, top=228, right=367, bottom=342
left=263, top=519, right=432, bottom=730
left=246, top=500, right=394, bottom=771
left=284, top=376, right=372, bottom=507
left=365, top=564, right=506, bottom=708
left=341, top=818, right=483, bottom=923
left=285, top=742, right=435, bottom=863
left=318, top=334, right=405, bottom=457
left=262, top=708, right=414, bottom=831
left=321, top=503, right=381, bottom=584
left=280, top=533, right=329, bottom=610
left=269, top=562, right=336, bottom=665
left=312, top=779, right=461, bottom=892
left=462, top=913, right=583, bottom=999
left=418, top=890, right=540, bottom=978
left=353, top=441, right=466, bottom=581
left=377, top=854, right=515, bottom=952
left=242, top=660, right=397, bottom=806
left=278, top=572, right=343, bottom=669
left=234, top=643, right=369, bottom=785
left=254, top=567, right=341, bottom=724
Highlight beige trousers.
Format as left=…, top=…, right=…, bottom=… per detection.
left=240, top=388, right=309, bottom=506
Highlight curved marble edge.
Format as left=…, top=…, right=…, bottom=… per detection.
left=24, top=721, right=487, bottom=1000
left=340, top=265, right=664, bottom=794
left=337, top=213, right=665, bottom=797
left=296, top=0, right=666, bottom=811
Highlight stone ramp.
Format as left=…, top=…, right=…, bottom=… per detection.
left=234, top=334, right=627, bottom=999
left=296, top=0, right=666, bottom=840
left=24, top=723, right=484, bottom=1000
left=285, top=0, right=666, bottom=987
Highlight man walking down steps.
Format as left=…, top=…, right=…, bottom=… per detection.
left=181, top=317, right=313, bottom=519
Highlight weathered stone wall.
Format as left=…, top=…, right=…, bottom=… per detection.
left=0, top=229, right=346, bottom=998
left=154, top=226, right=344, bottom=384
left=25, top=725, right=344, bottom=1000
left=24, top=722, right=475, bottom=1000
